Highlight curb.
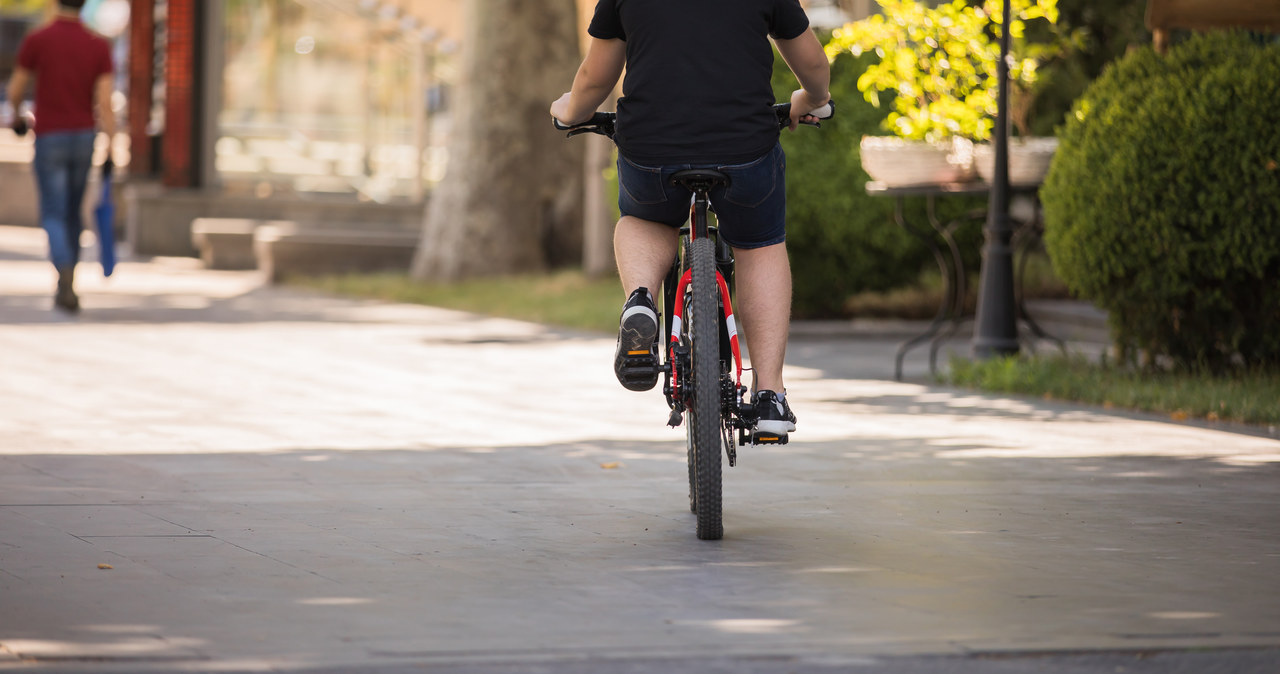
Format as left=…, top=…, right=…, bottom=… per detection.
left=792, top=300, right=1110, bottom=347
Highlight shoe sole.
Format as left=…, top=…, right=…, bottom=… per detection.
left=614, top=307, right=659, bottom=392
left=755, top=419, right=796, bottom=434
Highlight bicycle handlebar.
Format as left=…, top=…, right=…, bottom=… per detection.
left=554, top=101, right=835, bottom=139
left=775, top=101, right=835, bottom=126
left=553, top=111, right=617, bottom=138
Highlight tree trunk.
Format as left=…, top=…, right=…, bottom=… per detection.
left=411, top=0, right=585, bottom=281
left=582, top=119, right=616, bottom=279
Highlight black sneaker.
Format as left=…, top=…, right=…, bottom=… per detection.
left=614, top=288, right=660, bottom=391
left=751, top=390, right=796, bottom=443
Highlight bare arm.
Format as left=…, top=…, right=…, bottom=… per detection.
left=774, top=29, right=831, bottom=130
left=6, top=67, right=30, bottom=129
left=550, top=37, right=626, bottom=125
left=94, top=72, right=116, bottom=139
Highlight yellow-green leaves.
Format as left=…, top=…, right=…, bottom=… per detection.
left=825, top=0, right=1078, bottom=142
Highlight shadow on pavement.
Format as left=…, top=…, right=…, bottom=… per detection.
left=2, top=439, right=1279, bottom=670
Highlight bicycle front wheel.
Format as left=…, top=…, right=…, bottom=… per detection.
left=686, top=236, right=723, bottom=540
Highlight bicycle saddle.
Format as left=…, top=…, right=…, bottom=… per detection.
left=670, top=169, right=730, bottom=190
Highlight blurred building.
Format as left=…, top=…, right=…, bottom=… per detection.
left=3, top=0, right=864, bottom=253
left=105, top=0, right=461, bottom=256
left=129, top=0, right=460, bottom=200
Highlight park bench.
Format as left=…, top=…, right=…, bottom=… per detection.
left=191, top=218, right=288, bottom=270
left=252, top=222, right=420, bottom=283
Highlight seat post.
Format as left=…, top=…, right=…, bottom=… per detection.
left=670, top=169, right=730, bottom=241
left=691, top=191, right=711, bottom=240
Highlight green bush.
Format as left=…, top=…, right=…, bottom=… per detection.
left=772, top=50, right=983, bottom=318
left=1041, top=32, right=1280, bottom=370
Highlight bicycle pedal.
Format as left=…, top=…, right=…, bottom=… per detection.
left=618, top=353, right=658, bottom=370
left=667, top=409, right=684, bottom=427
left=749, top=433, right=789, bottom=446
left=615, top=354, right=660, bottom=391
left=618, top=361, right=658, bottom=378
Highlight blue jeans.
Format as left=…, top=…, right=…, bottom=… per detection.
left=33, top=130, right=97, bottom=269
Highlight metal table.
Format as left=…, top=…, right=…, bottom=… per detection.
left=865, top=180, right=1064, bottom=380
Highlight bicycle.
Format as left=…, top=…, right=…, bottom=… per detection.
left=556, top=102, right=833, bottom=540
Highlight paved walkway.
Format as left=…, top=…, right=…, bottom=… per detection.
left=1, top=225, right=1278, bottom=673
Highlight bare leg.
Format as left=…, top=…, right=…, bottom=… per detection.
left=614, top=215, right=679, bottom=297
left=732, top=242, right=791, bottom=393
left=611, top=215, right=678, bottom=392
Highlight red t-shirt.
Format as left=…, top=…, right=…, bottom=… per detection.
left=16, top=17, right=114, bottom=134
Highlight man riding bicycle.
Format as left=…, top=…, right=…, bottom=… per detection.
left=550, top=0, right=831, bottom=444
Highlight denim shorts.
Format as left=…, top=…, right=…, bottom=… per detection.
left=617, top=143, right=787, bottom=249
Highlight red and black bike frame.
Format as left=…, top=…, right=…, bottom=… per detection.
left=661, top=190, right=748, bottom=433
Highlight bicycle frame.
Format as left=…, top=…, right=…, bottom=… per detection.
left=661, top=185, right=752, bottom=458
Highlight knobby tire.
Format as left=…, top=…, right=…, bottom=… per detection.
left=688, top=237, right=723, bottom=540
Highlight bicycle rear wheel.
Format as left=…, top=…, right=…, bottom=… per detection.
left=686, top=236, right=723, bottom=540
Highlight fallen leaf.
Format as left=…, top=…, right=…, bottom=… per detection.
left=97, top=564, right=113, bottom=570
left=600, top=462, right=621, bottom=470
left=1170, top=411, right=1189, bottom=421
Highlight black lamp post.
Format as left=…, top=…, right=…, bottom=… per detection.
left=972, top=0, right=1020, bottom=359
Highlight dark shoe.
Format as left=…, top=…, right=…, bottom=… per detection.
left=54, top=266, right=80, bottom=314
left=614, top=288, right=660, bottom=391
left=751, top=390, right=796, bottom=444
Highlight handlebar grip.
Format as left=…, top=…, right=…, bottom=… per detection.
left=553, top=111, right=617, bottom=138
left=773, top=101, right=835, bottom=128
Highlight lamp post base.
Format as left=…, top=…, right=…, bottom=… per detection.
left=972, top=336, right=1020, bottom=359
left=972, top=233, right=1020, bottom=359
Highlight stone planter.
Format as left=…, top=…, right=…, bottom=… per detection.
left=859, top=136, right=976, bottom=187
left=973, top=137, right=1059, bottom=187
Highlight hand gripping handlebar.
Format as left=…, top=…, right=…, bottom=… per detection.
left=554, top=101, right=834, bottom=139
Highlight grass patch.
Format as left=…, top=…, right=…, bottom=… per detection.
left=288, top=270, right=623, bottom=333
left=945, top=354, right=1280, bottom=426
left=843, top=279, right=951, bottom=320
left=842, top=253, right=1070, bottom=320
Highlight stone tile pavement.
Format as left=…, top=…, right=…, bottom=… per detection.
left=1, top=224, right=1278, bottom=673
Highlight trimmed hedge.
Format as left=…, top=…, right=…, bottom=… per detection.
left=772, top=51, right=983, bottom=318
left=1041, top=32, right=1280, bottom=370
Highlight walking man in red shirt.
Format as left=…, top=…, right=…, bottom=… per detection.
left=7, top=0, right=116, bottom=313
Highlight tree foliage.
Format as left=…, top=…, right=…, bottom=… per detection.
left=825, top=0, right=1080, bottom=141
left=1024, top=0, right=1151, bottom=136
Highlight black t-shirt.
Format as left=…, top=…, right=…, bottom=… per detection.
left=588, top=0, right=810, bottom=165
